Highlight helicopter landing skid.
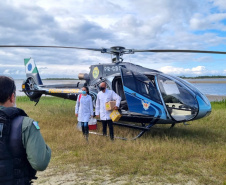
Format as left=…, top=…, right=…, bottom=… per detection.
left=90, top=119, right=158, bottom=140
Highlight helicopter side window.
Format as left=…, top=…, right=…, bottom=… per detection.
left=133, top=73, right=161, bottom=103
left=136, top=80, right=149, bottom=96
left=122, top=69, right=162, bottom=103
left=157, top=75, right=198, bottom=121
left=121, top=70, right=138, bottom=92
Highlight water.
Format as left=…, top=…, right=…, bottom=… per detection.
left=15, top=79, right=226, bottom=96
left=189, top=83, right=226, bottom=96
left=186, top=78, right=226, bottom=96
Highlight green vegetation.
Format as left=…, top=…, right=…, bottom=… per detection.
left=17, top=97, right=226, bottom=184
left=178, top=75, right=226, bottom=79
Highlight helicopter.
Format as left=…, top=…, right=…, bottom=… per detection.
left=1, top=45, right=226, bottom=139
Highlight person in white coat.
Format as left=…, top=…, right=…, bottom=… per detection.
left=95, top=82, right=121, bottom=140
left=75, top=86, right=93, bottom=140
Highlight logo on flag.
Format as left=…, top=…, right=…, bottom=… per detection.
left=28, top=63, right=33, bottom=72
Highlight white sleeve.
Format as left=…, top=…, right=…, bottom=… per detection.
left=89, top=96, right=93, bottom=116
left=75, top=95, right=80, bottom=114
left=95, top=94, right=100, bottom=116
left=112, top=91, right=121, bottom=107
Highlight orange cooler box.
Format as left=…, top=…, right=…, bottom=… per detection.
left=110, top=110, right=122, bottom=122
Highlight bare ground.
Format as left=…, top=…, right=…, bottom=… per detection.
left=33, top=165, right=199, bottom=185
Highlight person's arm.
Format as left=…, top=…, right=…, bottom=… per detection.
left=112, top=91, right=121, bottom=108
left=89, top=96, right=93, bottom=117
left=75, top=95, right=80, bottom=114
left=22, top=117, right=51, bottom=171
left=95, top=94, right=100, bottom=116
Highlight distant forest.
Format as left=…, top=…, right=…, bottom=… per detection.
left=178, top=75, right=226, bottom=79
left=44, top=76, right=226, bottom=80
left=44, top=78, right=78, bottom=80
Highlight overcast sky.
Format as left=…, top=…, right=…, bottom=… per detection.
left=0, top=0, right=226, bottom=79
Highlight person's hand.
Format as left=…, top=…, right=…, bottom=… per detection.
left=75, top=113, right=78, bottom=117
left=114, top=106, right=119, bottom=110
left=90, top=115, right=93, bottom=118
left=96, top=115, right=100, bottom=119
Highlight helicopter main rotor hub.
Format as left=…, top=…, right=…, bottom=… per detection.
left=101, top=46, right=134, bottom=63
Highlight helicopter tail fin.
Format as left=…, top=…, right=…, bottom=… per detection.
left=24, top=58, right=43, bottom=85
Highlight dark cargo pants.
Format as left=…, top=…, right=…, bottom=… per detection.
left=102, top=120, right=114, bottom=140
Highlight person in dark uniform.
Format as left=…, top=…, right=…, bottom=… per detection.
left=0, top=76, right=51, bottom=185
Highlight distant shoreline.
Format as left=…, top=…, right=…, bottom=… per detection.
left=206, top=95, right=226, bottom=102
left=187, top=80, right=226, bottom=84
left=15, top=79, right=226, bottom=83
left=179, top=76, right=226, bottom=79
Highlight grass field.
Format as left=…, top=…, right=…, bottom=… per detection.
left=17, top=96, right=226, bottom=185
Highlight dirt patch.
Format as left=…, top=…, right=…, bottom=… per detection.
left=33, top=166, right=199, bottom=185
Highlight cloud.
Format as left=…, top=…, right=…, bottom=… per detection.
left=191, top=66, right=206, bottom=73
left=160, top=65, right=207, bottom=76
left=212, top=0, right=226, bottom=11
left=0, top=0, right=225, bottom=79
left=190, top=13, right=226, bottom=31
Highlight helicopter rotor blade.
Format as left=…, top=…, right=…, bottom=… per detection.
left=0, top=45, right=103, bottom=52
left=133, top=49, right=226, bottom=54
left=1, top=45, right=226, bottom=55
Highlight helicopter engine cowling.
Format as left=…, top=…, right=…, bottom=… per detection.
left=78, top=73, right=90, bottom=80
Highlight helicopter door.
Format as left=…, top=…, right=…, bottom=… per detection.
left=120, top=68, right=166, bottom=119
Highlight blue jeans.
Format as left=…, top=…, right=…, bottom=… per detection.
left=81, top=122, right=88, bottom=127
left=81, top=122, right=89, bottom=136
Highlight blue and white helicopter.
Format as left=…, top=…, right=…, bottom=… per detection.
left=1, top=45, right=225, bottom=139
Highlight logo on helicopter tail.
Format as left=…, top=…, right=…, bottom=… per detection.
left=141, top=99, right=151, bottom=110
left=92, top=67, right=99, bottom=79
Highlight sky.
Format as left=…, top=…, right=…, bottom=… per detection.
left=0, top=0, right=226, bottom=79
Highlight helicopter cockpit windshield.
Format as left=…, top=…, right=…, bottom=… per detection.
left=157, top=75, right=198, bottom=121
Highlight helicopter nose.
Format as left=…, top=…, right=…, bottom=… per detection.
left=195, top=95, right=212, bottom=120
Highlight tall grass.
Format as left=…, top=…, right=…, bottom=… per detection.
left=17, top=96, right=226, bottom=184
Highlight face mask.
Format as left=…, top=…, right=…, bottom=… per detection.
left=100, top=87, right=105, bottom=91
left=82, top=91, right=87, bottom=94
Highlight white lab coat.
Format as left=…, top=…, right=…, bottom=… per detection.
left=95, top=89, right=121, bottom=120
left=75, top=95, right=93, bottom=122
